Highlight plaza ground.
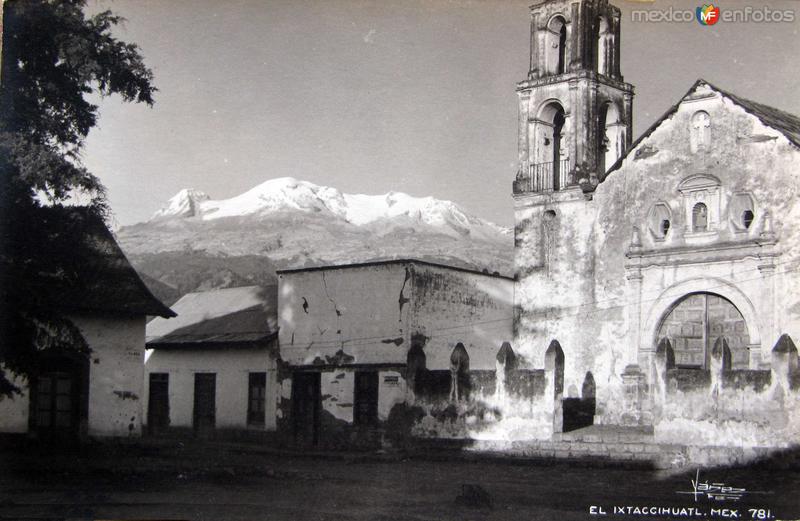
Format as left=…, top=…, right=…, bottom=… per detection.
left=1, top=438, right=799, bottom=521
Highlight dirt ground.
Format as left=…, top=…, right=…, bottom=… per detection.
left=1, top=439, right=799, bottom=521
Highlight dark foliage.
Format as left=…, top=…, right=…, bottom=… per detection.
left=0, top=0, right=156, bottom=394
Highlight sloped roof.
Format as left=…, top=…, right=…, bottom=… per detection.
left=146, top=285, right=278, bottom=348
left=277, top=258, right=513, bottom=281
left=37, top=207, right=175, bottom=318
left=606, top=79, right=800, bottom=176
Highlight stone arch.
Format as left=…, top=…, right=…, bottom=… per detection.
left=645, top=278, right=761, bottom=349
left=643, top=279, right=761, bottom=371
left=449, top=342, right=470, bottom=402
left=496, top=341, right=517, bottom=372
left=710, top=337, right=732, bottom=372
left=657, top=294, right=748, bottom=369
left=581, top=371, right=596, bottom=400
left=544, top=339, right=565, bottom=398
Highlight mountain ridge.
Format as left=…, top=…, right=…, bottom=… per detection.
left=118, top=177, right=513, bottom=297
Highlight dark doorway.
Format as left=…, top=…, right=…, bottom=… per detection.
left=247, top=372, right=267, bottom=426
left=354, top=372, right=379, bottom=425
left=193, top=373, right=216, bottom=437
left=292, top=372, right=320, bottom=446
left=147, top=373, right=170, bottom=435
left=552, top=108, right=566, bottom=190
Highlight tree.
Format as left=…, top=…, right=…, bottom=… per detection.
left=0, top=0, right=156, bottom=394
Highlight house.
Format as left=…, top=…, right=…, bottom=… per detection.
left=511, top=0, right=800, bottom=447
left=276, top=259, right=514, bottom=447
left=144, top=285, right=279, bottom=440
left=0, top=207, right=175, bottom=438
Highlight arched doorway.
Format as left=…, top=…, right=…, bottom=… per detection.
left=656, top=292, right=750, bottom=370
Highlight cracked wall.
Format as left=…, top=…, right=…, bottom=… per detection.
left=277, top=261, right=514, bottom=442
left=514, top=83, right=800, bottom=444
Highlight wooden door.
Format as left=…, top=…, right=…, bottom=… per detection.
left=35, top=371, right=78, bottom=435
left=292, top=372, right=320, bottom=446
left=148, top=373, right=170, bottom=434
left=354, top=372, right=379, bottom=425
left=193, top=373, right=216, bottom=437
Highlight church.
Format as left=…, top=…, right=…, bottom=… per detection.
left=511, top=0, right=799, bottom=447
left=133, top=0, right=799, bottom=460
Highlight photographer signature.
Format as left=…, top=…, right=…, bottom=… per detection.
left=677, top=470, right=748, bottom=502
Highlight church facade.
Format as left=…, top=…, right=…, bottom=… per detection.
left=513, top=0, right=799, bottom=446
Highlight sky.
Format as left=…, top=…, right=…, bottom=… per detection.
left=82, top=0, right=800, bottom=228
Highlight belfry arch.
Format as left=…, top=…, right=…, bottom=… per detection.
left=530, top=101, right=568, bottom=191
left=598, top=102, right=623, bottom=174
left=546, top=15, right=568, bottom=75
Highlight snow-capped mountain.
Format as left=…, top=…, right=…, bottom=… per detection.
left=148, top=177, right=508, bottom=241
left=118, top=178, right=513, bottom=292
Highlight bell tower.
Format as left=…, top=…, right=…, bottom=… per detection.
left=513, top=0, right=633, bottom=196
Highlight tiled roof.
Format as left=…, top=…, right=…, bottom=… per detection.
left=146, top=285, right=277, bottom=348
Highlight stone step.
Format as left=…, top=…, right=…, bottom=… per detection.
left=554, top=424, right=655, bottom=444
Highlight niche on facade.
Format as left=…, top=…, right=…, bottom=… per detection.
left=729, top=192, right=757, bottom=234
left=647, top=202, right=673, bottom=242
left=542, top=209, right=558, bottom=273
left=545, top=15, right=568, bottom=75
left=690, top=111, right=711, bottom=153
left=677, top=174, right=721, bottom=239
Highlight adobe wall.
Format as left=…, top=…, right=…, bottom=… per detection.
left=277, top=262, right=517, bottom=445
left=408, top=264, right=513, bottom=370
left=144, top=346, right=278, bottom=431
left=278, top=263, right=411, bottom=367
left=72, top=315, right=147, bottom=437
